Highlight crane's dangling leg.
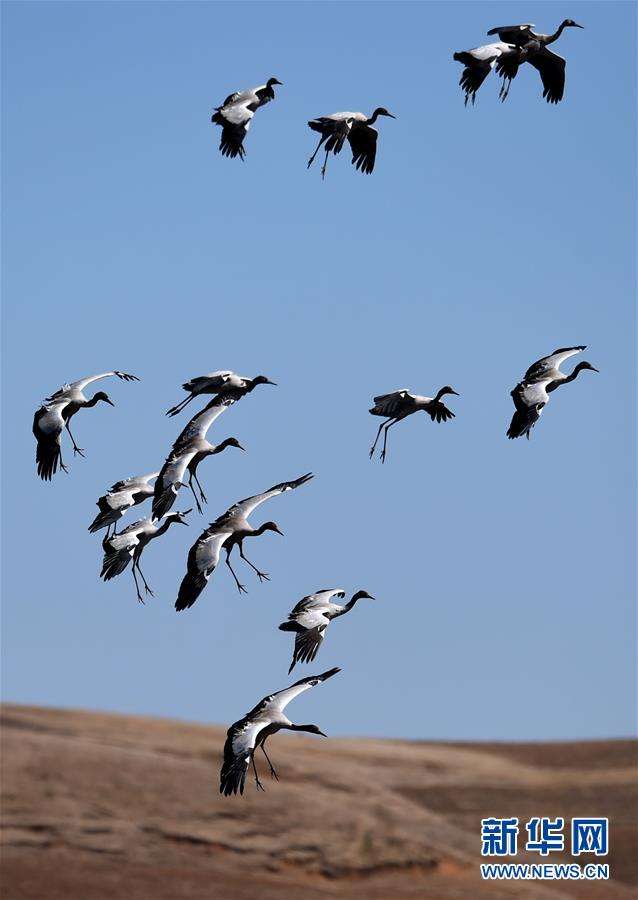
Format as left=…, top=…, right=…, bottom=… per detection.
left=261, top=741, right=279, bottom=780
left=321, top=147, right=331, bottom=180
left=187, top=473, right=204, bottom=515
left=307, top=134, right=327, bottom=170
left=131, top=567, right=146, bottom=604
left=380, top=419, right=401, bottom=464
left=65, top=421, right=85, bottom=457
left=166, top=393, right=195, bottom=418
left=238, top=542, right=270, bottom=582
left=134, top=556, right=155, bottom=597
left=251, top=754, right=265, bottom=791
left=225, top=548, right=247, bottom=594
left=193, top=470, right=208, bottom=505
left=369, top=419, right=389, bottom=459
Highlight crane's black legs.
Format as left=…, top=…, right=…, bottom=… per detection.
left=225, top=549, right=247, bottom=594
left=239, top=544, right=270, bottom=582
left=260, top=742, right=279, bottom=780
left=134, top=555, right=155, bottom=597
left=307, top=135, right=327, bottom=170
left=499, top=77, right=512, bottom=102
left=131, top=567, right=146, bottom=604
left=369, top=420, right=388, bottom=458
left=251, top=754, right=265, bottom=791
left=193, top=470, right=207, bottom=505
left=321, top=147, right=331, bottom=180
left=380, top=419, right=401, bottom=464
left=187, top=474, right=204, bottom=515
left=65, top=422, right=85, bottom=457
left=166, top=393, right=195, bottom=417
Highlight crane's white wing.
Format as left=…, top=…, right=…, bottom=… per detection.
left=108, top=472, right=159, bottom=492
left=34, top=402, right=67, bottom=435
left=524, top=346, right=585, bottom=381
left=257, top=667, right=341, bottom=715
left=174, top=396, right=236, bottom=449
left=226, top=473, right=314, bottom=520
left=289, top=589, right=346, bottom=616
left=48, top=371, right=139, bottom=398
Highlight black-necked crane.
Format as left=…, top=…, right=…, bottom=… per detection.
left=100, top=510, right=190, bottom=603
left=211, top=78, right=282, bottom=160
left=307, top=108, right=395, bottom=179
left=220, top=667, right=340, bottom=796
left=175, top=473, right=314, bottom=611
left=507, top=346, right=598, bottom=440
left=153, top=396, right=245, bottom=520
left=453, top=43, right=525, bottom=105
left=279, top=589, right=375, bottom=674
left=89, top=471, right=159, bottom=536
left=166, top=371, right=276, bottom=417
left=368, top=386, right=459, bottom=462
left=32, top=371, right=139, bottom=481
left=487, top=20, right=584, bottom=103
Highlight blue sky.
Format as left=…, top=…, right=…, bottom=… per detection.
left=2, top=1, right=635, bottom=741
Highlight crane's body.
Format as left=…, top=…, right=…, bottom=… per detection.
left=368, top=386, right=459, bottom=462
left=307, top=107, right=395, bottom=178
left=211, top=78, right=282, bottom=160
left=175, top=473, right=314, bottom=610
left=279, top=589, right=375, bottom=673
left=89, top=471, right=159, bottom=535
left=220, top=667, right=340, bottom=796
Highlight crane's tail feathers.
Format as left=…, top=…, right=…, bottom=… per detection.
left=175, top=571, right=208, bottom=611
left=152, top=488, right=176, bottom=521
left=100, top=549, right=132, bottom=581
left=35, top=437, right=62, bottom=481
left=88, top=510, right=118, bottom=533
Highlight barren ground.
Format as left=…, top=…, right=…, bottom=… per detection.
left=1, top=704, right=636, bottom=899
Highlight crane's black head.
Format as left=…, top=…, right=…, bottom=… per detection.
left=95, top=391, right=114, bottom=406
left=262, top=520, right=284, bottom=536
left=298, top=724, right=327, bottom=737
left=439, top=386, right=460, bottom=398
left=217, top=437, right=246, bottom=453
left=373, top=107, right=396, bottom=119
left=252, top=375, right=277, bottom=387
left=353, top=590, right=375, bottom=601
left=575, top=361, right=599, bottom=374
left=562, top=19, right=584, bottom=29
left=267, top=77, right=283, bottom=87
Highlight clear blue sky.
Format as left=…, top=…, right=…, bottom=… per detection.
left=2, top=1, right=635, bottom=741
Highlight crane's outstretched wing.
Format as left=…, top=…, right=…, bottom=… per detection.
left=251, top=667, right=341, bottom=717
left=427, top=401, right=456, bottom=424
left=348, top=123, right=377, bottom=174
left=288, top=589, right=346, bottom=617
left=173, top=396, right=237, bottom=454
left=527, top=48, right=566, bottom=104
left=220, top=719, right=263, bottom=796
left=524, top=346, right=585, bottom=382
left=182, top=371, right=238, bottom=393
left=224, top=473, right=314, bottom=520
left=175, top=525, right=233, bottom=611
left=288, top=626, right=327, bottom=673
left=486, top=24, right=534, bottom=43
left=108, top=472, right=159, bottom=492
left=46, top=371, right=139, bottom=400
left=369, top=390, right=413, bottom=417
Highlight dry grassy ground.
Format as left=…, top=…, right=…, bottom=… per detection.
left=1, top=704, right=636, bottom=899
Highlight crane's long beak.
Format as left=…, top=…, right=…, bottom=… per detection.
left=265, top=379, right=277, bottom=386
left=590, top=366, right=600, bottom=372
left=317, top=730, right=327, bottom=737
left=237, top=443, right=246, bottom=451
left=105, top=398, right=115, bottom=406
left=573, top=22, right=584, bottom=28
left=450, top=390, right=460, bottom=396
left=274, top=526, right=284, bottom=536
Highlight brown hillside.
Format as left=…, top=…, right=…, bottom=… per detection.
left=1, top=705, right=636, bottom=899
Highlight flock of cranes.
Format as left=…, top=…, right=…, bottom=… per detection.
left=209, top=19, right=583, bottom=171
left=31, top=15, right=593, bottom=797
left=33, top=342, right=597, bottom=792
